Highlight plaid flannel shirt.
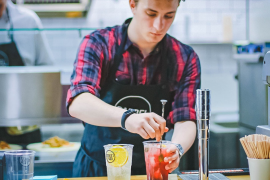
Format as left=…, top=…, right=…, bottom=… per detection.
left=67, top=22, right=201, bottom=124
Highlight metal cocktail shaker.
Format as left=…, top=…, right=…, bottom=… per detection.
left=196, top=89, right=211, bottom=180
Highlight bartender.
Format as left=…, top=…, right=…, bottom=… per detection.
left=0, top=0, right=53, bottom=144
left=67, top=0, right=201, bottom=177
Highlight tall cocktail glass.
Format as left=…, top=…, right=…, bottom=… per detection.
left=104, top=144, right=133, bottom=180
left=143, top=141, right=173, bottom=180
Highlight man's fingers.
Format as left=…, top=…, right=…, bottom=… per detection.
left=164, top=151, right=179, bottom=162
left=165, top=146, right=181, bottom=172
left=139, top=128, right=150, bottom=139
left=142, top=123, right=156, bottom=139
left=165, top=159, right=180, bottom=172
left=148, top=118, right=161, bottom=141
left=166, top=145, right=178, bottom=154
left=152, top=113, right=166, bottom=135
left=129, top=113, right=169, bottom=140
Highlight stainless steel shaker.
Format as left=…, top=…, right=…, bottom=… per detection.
left=196, top=89, right=211, bottom=180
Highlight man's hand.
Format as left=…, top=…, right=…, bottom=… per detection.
left=164, top=144, right=181, bottom=173
left=125, top=112, right=169, bottom=141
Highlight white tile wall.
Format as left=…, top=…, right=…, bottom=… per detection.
left=39, top=0, right=250, bottom=66
left=38, top=0, right=270, bottom=120
left=191, top=44, right=239, bottom=114
left=233, top=0, right=246, bottom=10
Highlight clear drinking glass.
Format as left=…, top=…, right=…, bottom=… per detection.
left=4, top=150, right=35, bottom=180
left=104, top=144, right=133, bottom=180
left=143, top=141, right=173, bottom=180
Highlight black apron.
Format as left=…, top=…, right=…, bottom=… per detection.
left=0, top=7, right=24, bottom=66
left=73, top=18, right=174, bottom=177
left=0, top=7, right=41, bottom=145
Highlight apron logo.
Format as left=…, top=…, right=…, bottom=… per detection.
left=20, top=156, right=30, bottom=167
left=106, top=150, right=115, bottom=163
left=115, top=96, right=152, bottom=113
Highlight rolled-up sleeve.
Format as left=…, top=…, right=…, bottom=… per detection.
left=169, top=51, right=201, bottom=123
left=66, top=33, right=105, bottom=111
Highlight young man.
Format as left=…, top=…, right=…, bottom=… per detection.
left=67, top=0, right=201, bottom=177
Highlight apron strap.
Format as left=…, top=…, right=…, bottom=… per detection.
left=108, top=18, right=131, bottom=79
left=6, top=7, right=14, bottom=42
left=160, top=36, right=168, bottom=85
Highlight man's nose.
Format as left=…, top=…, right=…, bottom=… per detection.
left=153, top=16, right=164, bottom=32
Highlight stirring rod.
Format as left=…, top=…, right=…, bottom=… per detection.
left=160, top=99, right=167, bottom=160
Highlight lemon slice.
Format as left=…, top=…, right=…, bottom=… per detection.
left=107, top=145, right=128, bottom=167
left=161, top=144, right=167, bottom=148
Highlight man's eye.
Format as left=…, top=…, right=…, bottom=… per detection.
left=165, top=16, right=173, bottom=19
left=147, top=13, right=156, bottom=17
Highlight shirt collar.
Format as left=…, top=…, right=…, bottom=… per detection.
left=123, top=35, right=133, bottom=52
left=150, top=40, right=162, bottom=55
left=120, top=19, right=133, bottom=52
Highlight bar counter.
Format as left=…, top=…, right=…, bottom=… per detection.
left=59, top=174, right=250, bottom=180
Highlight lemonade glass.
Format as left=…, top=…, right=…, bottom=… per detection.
left=143, top=141, right=173, bottom=180
left=104, top=144, right=133, bottom=180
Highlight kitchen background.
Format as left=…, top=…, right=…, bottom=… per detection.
left=39, top=0, right=256, bottom=141
left=40, top=0, right=241, bottom=149
left=1, top=0, right=270, bottom=173
left=32, top=0, right=270, bottom=168
left=40, top=0, right=269, bottom=114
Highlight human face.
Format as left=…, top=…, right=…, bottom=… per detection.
left=0, top=0, right=7, bottom=18
left=130, top=0, right=179, bottom=44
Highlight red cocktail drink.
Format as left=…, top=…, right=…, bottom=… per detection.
left=143, top=141, right=172, bottom=180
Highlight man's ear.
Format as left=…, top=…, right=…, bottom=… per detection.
left=129, top=0, right=136, bottom=15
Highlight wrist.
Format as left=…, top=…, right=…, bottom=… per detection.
left=172, top=143, right=184, bottom=158
left=121, top=109, right=136, bottom=130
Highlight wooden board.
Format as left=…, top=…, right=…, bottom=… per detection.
left=227, top=175, right=250, bottom=180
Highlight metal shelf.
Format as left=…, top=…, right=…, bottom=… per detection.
left=0, top=66, right=80, bottom=127
left=0, top=117, right=80, bottom=127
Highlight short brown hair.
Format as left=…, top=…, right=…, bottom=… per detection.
left=134, top=0, right=181, bottom=6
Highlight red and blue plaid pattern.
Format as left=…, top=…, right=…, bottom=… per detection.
left=67, top=24, right=201, bottom=124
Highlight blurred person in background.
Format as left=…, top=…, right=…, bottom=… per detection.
left=68, top=0, right=201, bottom=177
left=0, top=0, right=53, bottom=144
